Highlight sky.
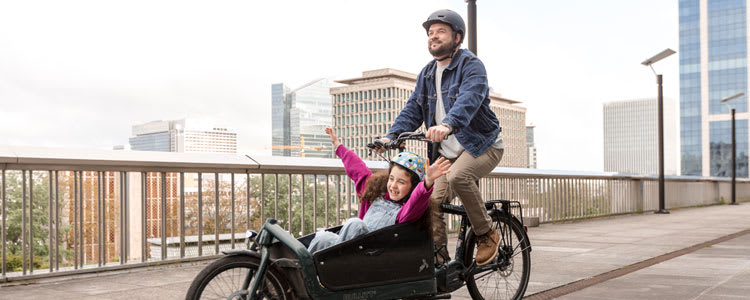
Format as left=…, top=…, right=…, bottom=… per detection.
left=0, top=0, right=679, bottom=172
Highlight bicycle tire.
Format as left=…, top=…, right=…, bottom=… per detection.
left=185, top=255, right=293, bottom=300
left=463, top=213, right=531, bottom=300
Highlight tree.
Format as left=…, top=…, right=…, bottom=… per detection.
left=2, top=171, right=72, bottom=271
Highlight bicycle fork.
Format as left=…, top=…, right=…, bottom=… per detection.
left=234, top=230, right=273, bottom=300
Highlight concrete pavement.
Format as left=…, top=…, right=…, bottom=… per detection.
left=1, top=203, right=748, bottom=299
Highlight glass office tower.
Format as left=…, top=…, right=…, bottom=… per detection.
left=679, top=0, right=749, bottom=177
left=271, top=79, right=334, bottom=158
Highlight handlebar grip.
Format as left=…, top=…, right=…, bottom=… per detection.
left=367, top=139, right=386, bottom=150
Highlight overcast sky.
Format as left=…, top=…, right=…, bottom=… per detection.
left=0, top=0, right=679, bottom=172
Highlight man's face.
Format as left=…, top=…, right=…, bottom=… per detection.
left=428, top=23, right=458, bottom=58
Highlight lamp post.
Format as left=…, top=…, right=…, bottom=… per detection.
left=466, top=0, right=477, bottom=55
left=721, top=92, right=744, bottom=206
left=642, top=48, right=676, bottom=214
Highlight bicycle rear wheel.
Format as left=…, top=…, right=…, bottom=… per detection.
left=186, top=255, right=292, bottom=300
left=463, top=213, right=531, bottom=300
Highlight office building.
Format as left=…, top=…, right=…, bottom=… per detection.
left=603, top=98, right=680, bottom=175
left=271, top=79, right=334, bottom=158
left=331, top=68, right=527, bottom=168
left=272, top=83, right=292, bottom=156
left=129, top=119, right=237, bottom=154
left=526, top=125, right=537, bottom=168
left=679, top=0, right=749, bottom=177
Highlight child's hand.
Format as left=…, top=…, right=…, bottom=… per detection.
left=325, top=127, right=340, bottom=149
left=424, top=157, right=451, bottom=189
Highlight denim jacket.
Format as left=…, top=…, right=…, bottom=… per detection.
left=387, top=49, right=501, bottom=157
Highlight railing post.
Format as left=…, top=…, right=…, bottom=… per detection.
left=214, top=173, right=219, bottom=255
left=259, top=173, right=264, bottom=226
left=180, top=172, right=185, bottom=258
left=73, top=172, right=78, bottom=269
left=638, top=178, right=645, bottom=212
left=161, top=172, right=167, bottom=260
left=97, top=171, right=103, bottom=267
left=251, top=171, right=254, bottom=230
left=1, top=169, right=5, bottom=277
left=141, top=172, right=147, bottom=262
left=22, top=170, right=26, bottom=275
left=198, top=173, right=203, bottom=257
left=231, top=173, right=235, bottom=250
left=48, top=171, right=53, bottom=272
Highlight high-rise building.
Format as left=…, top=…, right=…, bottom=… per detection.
left=272, top=83, right=291, bottom=156
left=331, top=68, right=527, bottom=168
left=526, top=125, right=537, bottom=168
left=129, top=119, right=237, bottom=154
left=271, top=79, right=334, bottom=158
left=603, top=98, right=680, bottom=175
left=679, top=0, right=749, bottom=177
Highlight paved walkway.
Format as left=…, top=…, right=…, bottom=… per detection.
left=1, top=203, right=749, bottom=299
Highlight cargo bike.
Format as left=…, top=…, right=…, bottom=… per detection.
left=186, top=132, right=531, bottom=300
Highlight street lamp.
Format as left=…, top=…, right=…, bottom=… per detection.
left=721, top=92, right=744, bottom=206
left=466, top=0, right=477, bottom=55
left=642, top=48, right=676, bottom=214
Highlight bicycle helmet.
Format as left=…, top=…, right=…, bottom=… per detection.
left=390, top=152, right=426, bottom=180
left=422, top=9, right=465, bottom=45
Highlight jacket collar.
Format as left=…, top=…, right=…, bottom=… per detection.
left=423, top=48, right=466, bottom=80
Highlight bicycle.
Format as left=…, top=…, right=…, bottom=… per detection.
left=185, top=131, right=532, bottom=300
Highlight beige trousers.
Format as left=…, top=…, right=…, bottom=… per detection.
left=431, top=147, right=504, bottom=252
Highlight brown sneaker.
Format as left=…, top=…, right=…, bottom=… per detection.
left=475, top=229, right=499, bottom=266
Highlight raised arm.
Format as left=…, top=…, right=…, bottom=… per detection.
left=327, top=127, right=372, bottom=195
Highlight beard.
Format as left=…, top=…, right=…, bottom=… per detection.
left=428, top=38, right=455, bottom=58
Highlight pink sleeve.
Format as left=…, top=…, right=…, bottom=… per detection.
left=336, top=144, right=372, bottom=196
left=395, top=181, right=433, bottom=223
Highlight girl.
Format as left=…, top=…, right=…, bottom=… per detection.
left=307, top=128, right=451, bottom=254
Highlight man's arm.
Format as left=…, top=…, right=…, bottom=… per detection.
left=440, top=58, right=489, bottom=132
left=386, top=69, right=428, bottom=140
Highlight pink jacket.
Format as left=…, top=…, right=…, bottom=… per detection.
left=335, top=144, right=432, bottom=223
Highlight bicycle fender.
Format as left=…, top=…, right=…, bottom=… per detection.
left=222, top=249, right=261, bottom=258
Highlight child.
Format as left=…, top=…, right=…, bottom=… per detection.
left=307, top=128, right=451, bottom=254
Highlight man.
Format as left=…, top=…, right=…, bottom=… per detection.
left=376, top=9, right=504, bottom=266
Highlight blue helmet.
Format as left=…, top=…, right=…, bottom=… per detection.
left=390, top=152, right=426, bottom=180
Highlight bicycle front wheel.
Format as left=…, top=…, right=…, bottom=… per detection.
left=186, top=255, right=292, bottom=300
left=463, top=213, right=531, bottom=300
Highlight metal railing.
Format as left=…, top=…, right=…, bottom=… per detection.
left=1, top=145, right=748, bottom=281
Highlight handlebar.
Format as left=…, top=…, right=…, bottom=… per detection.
left=366, top=131, right=432, bottom=151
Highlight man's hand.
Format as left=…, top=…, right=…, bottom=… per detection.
left=424, top=157, right=451, bottom=189
left=425, top=124, right=451, bottom=142
left=325, top=128, right=340, bottom=149
left=374, top=137, right=391, bottom=153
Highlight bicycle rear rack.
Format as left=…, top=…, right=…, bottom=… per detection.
left=439, top=200, right=524, bottom=226
left=486, top=200, right=524, bottom=226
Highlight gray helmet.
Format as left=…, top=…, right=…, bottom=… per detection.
left=422, top=9, right=465, bottom=44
